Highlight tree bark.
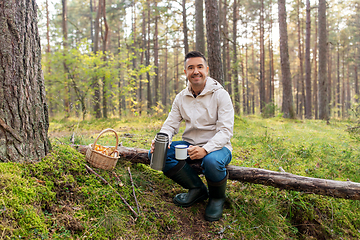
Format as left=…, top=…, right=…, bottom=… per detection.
left=0, top=0, right=50, bottom=162
left=305, top=0, right=312, bottom=119
left=163, top=35, right=168, bottom=107
left=74, top=145, right=360, bottom=200
left=297, top=0, right=304, bottom=119
left=182, top=0, right=189, bottom=55
left=313, top=12, right=318, bottom=119
left=62, top=0, right=70, bottom=118
left=205, top=0, right=224, bottom=84
left=278, top=0, right=295, bottom=119
left=318, top=0, right=328, bottom=120
left=259, top=0, right=265, bottom=112
left=102, top=0, right=109, bottom=119
left=93, top=0, right=102, bottom=118
left=268, top=0, right=274, bottom=116
left=195, top=0, right=205, bottom=54
left=146, top=0, right=152, bottom=112
left=232, top=0, right=240, bottom=115
left=337, top=43, right=341, bottom=117
left=154, top=0, right=159, bottom=106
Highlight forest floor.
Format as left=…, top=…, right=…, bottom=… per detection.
left=1, top=115, right=360, bottom=239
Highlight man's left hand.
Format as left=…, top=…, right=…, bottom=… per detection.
left=188, top=145, right=207, bottom=160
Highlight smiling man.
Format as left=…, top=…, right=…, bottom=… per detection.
left=149, top=51, right=234, bottom=221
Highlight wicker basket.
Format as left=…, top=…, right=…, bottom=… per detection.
left=86, top=128, right=120, bottom=170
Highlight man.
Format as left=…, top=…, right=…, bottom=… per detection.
left=149, top=51, right=234, bottom=221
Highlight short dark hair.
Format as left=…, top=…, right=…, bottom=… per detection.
left=184, top=51, right=207, bottom=68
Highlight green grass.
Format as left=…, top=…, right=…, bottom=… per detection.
left=1, top=115, right=360, bottom=239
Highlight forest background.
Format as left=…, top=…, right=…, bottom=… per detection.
left=38, top=0, right=360, bottom=120
left=2, top=0, right=360, bottom=239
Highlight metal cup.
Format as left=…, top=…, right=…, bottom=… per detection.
left=150, top=132, right=169, bottom=171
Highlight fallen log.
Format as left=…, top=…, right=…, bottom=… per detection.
left=73, top=144, right=360, bottom=200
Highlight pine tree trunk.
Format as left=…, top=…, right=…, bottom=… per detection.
left=205, top=0, right=224, bottom=84
left=305, top=0, right=312, bottom=119
left=259, top=0, right=266, bottom=112
left=355, top=63, right=359, bottom=103
left=220, top=0, right=227, bottom=92
left=232, top=0, right=240, bottom=115
left=93, top=0, right=102, bottom=118
left=313, top=12, right=318, bottom=119
left=268, top=0, right=275, bottom=116
left=175, top=43, right=179, bottom=94
left=318, top=0, right=328, bottom=120
left=278, top=0, right=295, bottom=118
left=341, top=47, right=346, bottom=118
left=246, top=24, right=250, bottom=114
left=346, top=61, right=351, bottom=112
left=297, top=1, right=304, bottom=119
left=62, top=0, right=70, bottom=118
left=154, top=0, right=159, bottom=106
left=195, top=0, right=205, bottom=54
left=328, top=45, right=333, bottom=117
left=102, top=0, right=109, bottom=119
left=140, top=3, right=147, bottom=115
left=0, top=0, right=50, bottom=162
left=90, top=0, right=95, bottom=52
left=337, top=44, right=341, bottom=117
left=146, top=0, right=152, bottom=112
left=182, top=0, right=189, bottom=55
left=163, top=37, right=168, bottom=107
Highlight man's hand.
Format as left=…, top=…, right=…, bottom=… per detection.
left=150, top=139, right=170, bottom=154
left=150, top=140, right=155, bottom=154
left=188, top=145, right=207, bottom=160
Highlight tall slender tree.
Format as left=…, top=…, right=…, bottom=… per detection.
left=62, top=0, right=70, bottom=118
left=318, top=0, right=328, bottom=120
left=233, top=0, right=240, bottom=114
left=154, top=0, right=159, bottom=106
left=146, top=0, right=152, bottom=111
left=205, top=0, right=224, bottom=84
left=259, top=0, right=266, bottom=112
left=93, top=0, right=102, bottom=118
left=278, top=0, right=295, bottom=118
left=182, top=0, right=189, bottom=55
left=102, top=0, right=109, bottom=118
left=305, top=0, right=312, bottom=119
left=268, top=0, right=275, bottom=114
left=313, top=11, right=318, bottom=119
left=297, top=0, right=304, bottom=118
left=195, top=0, right=205, bottom=54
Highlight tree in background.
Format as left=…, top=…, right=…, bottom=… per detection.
left=195, top=0, right=205, bottom=54
left=305, top=0, right=312, bottom=119
left=278, top=0, right=295, bottom=118
left=0, top=0, right=50, bottom=162
left=205, top=0, right=224, bottom=84
left=318, top=0, right=328, bottom=120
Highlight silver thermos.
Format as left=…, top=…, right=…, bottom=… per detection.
left=150, top=132, right=169, bottom=171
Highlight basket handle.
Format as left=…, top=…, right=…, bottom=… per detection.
left=91, top=128, right=119, bottom=150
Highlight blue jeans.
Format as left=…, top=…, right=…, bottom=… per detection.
left=148, top=141, right=232, bottom=182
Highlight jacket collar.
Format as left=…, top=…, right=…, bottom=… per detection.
left=185, top=77, right=223, bottom=97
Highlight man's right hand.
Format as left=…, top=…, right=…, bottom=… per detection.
left=150, top=139, right=170, bottom=154
left=150, top=140, right=155, bottom=154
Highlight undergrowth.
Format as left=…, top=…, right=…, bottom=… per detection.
left=1, top=116, right=360, bottom=239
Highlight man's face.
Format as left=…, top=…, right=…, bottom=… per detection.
left=184, top=57, right=209, bottom=88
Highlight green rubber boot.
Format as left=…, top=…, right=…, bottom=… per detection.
left=205, top=172, right=228, bottom=222
left=165, top=161, right=208, bottom=207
